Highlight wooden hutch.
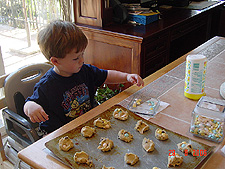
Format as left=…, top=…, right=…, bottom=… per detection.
left=73, top=0, right=225, bottom=78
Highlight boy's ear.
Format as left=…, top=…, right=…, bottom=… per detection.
left=50, top=57, right=59, bottom=66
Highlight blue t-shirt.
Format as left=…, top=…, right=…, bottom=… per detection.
left=26, top=64, right=107, bottom=133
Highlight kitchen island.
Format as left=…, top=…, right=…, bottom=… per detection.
left=18, top=36, right=225, bottom=168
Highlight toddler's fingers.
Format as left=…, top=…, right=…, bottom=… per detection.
left=39, top=110, right=49, bottom=121
left=30, top=116, right=39, bottom=123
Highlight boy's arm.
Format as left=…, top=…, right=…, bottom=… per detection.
left=105, top=70, right=144, bottom=87
left=24, top=101, right=49, bottom=123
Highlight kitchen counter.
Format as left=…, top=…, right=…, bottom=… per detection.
left=18, top=36, right=225, bottom=168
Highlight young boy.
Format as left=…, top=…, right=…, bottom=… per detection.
left=24, top=20, right=144, bottom=134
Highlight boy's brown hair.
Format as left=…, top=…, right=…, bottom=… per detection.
left=37, top=20, right=88, bottom=60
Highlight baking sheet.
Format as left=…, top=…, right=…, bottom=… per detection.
left=45, top=105, right=214, bottom=169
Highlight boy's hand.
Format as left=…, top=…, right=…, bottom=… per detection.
left=127, top=74, right=144, bottom=87
left=24, top=101, right=49, bottom=123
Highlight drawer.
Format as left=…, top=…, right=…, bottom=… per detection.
left=171, top=15, right=208, bottom=41
left=142, top=32, right=169, bottom=62
left=142, top=51, right=168, bottom=77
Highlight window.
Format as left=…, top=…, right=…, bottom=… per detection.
left=0, top=0, right=73, bottom=133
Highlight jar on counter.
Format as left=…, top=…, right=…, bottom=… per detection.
left=190, top=96, right=225, bottom=143
left=184, top=54, right=207, bottom=100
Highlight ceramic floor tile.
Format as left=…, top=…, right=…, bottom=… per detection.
left=198, top=38, right=225, bottom=61
left=205, top=60, right=225, bottom=90
left=158, top=81, right=197, bottom=123
left=205, top=86, right=223, bottom=99
left=119, top=75, right=181, bottom=107
left=166, top=62, right=186, bottom=80
left=211, top=49, right=225, bottom=63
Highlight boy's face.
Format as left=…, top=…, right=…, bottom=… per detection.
left=53, top=48, right=84, bottom=77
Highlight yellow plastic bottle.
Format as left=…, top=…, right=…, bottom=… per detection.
left=184, top=55, right=207, bottom=100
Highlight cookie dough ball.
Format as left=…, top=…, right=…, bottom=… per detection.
left=118, top=129, right=133, bottom=143
left=102, top=165, right=115, bottom=169
left=81, top=126, right=96, bottom=138
left=177, top=141, right=194, bottom=155
left=142, top=138, right=155, bottom=152
left=94, top=117, right=111, bottom=129
left=167, top=153, right=183, bottom=167
left=155, top=128, right=168, bottom=140
left=98, top=137, right=114, bottom=152
left=135, top=120, right=149, bottom=134
left=124, top=153, right=139, bottom=166
left=152, top=167, right=161, bottom=169
left=113, top=108, right=129, bottom=121
left=74, top=151, right=93, bottom=167
left=58, top=136, right=74, bottom=151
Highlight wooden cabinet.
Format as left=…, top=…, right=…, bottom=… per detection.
left=73, top=0, right=103, bottom=27
left=170, top=14, right=209, bottom=62
left=141, top=31, right=170, bottom=77
left=74, top=1, right=225, bottom=79
left=79, top=25, right=142, bottom=89
left=80, top=26, right=143, bottom=75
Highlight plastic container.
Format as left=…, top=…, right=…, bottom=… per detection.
left=190, top=96, right=225, bottom=142
left=128, top=12, right=159, bottom=25
left=127, top=94, right=160, bottom=117
left=184, top=54, right=207, bottom=100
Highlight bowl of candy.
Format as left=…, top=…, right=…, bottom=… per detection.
left=190, top=96, right=225, bottom=143
left=127, top=94, right=160, bottom=117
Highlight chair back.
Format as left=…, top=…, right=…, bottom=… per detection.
left=4, top=63, right=52, bottom=113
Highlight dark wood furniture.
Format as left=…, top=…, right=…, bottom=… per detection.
left=74, top=1, right=225, bottom=78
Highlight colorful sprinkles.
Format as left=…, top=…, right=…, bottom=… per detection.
left=190, top=115, right=224, bottom=142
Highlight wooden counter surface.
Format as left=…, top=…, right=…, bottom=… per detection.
left=18, top=36, right=225, bottom=168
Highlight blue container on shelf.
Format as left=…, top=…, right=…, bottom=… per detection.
left=128, top=12, right=159, bottom=25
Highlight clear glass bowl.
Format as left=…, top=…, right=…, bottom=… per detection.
left=190, top=96, right=225, bottom=143
left=127, top=94, right=160, bottom=117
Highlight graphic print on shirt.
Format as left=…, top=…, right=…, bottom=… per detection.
left=61, top=83, right=91, bottom=118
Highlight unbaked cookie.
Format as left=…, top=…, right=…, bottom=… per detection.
left=142, top=138, right=155, bottom=152
left=102, top=165, right=115, bottom=169
left=81, top=126, right=96, bottom=138
left=177, top=141, right=194, bottom=155
left=94, top=117, right=111, bottom=129
left=118, top=129, right=133, bottom=143
left=135, top=120, right=149, bottom=134
left=152, top=167, right=161, bottom=169
left=58, top=136, right=74, bottom=151
left=167, top=153, right=183, bottom=167
left=98, top=137, right=114, bottom=152
left=155, top=128, right=168, bottom=140
left=74, top=151, right=93, bottom=167
left=113, top=108, right=129, bottom=121
left=124, top=153, right=139, bottom=166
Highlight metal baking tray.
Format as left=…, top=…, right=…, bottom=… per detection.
left=45, top=105, right=214, bottom=169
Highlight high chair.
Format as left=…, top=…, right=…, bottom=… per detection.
left=2, top=63, right=52, bottom=168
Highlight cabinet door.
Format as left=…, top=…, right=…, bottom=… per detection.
left=170, top=15, right=209, bottom=62
left=79, top=26, right=143, bottom=89
left=81, top=28, right=142, bottom=74
left=141, top=31, right=170, bottom=77
left=74, top=0, right=102, bottom=26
